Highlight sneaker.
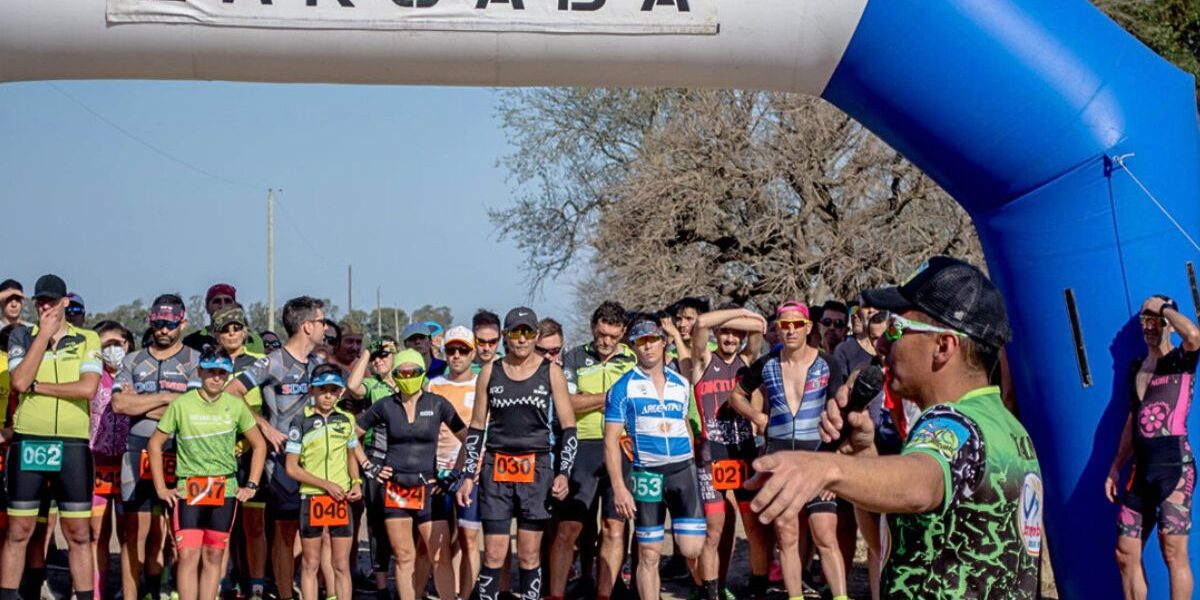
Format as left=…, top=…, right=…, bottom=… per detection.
left=768, top=559, right=782, bottom=583
left=720, top=587, right=737, bottom=600
left=660, top=554, right=690, bottom=581
left=686, top=586, right=703, bottom=600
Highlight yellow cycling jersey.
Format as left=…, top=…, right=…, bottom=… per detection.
left=7, top=324, right=102, bottom=439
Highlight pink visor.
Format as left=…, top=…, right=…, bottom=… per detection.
left=775, top=301, right=810, bottom=319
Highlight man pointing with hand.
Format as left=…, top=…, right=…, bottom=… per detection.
left=746, top=256, right=1043, bottom=600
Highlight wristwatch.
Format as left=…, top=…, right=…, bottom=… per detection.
left=245, top=481, right=259, bottom=490
left=30, top=381, right=38, bottom=394
left=1161, top=299, right=1179, bottom=316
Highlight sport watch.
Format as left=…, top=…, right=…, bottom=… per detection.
left=245, top=481, right=259, bottom=490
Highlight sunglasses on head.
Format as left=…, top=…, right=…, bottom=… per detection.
left=820, top=318, right=847, bottom=328
left=445, top=345, right=472, bottom=357
left=506, top=328, right=537, bottom=342
left=151, top=319, right=182, bottom=331
left=535, top=345, right=563, bottom=357
left=392, top=366, right=426, bottom=379
left=776, top=318, right=810, bottom=331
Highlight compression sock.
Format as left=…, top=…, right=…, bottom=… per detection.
left=832, top=596, right=849, bottom=600
left=518, top=567, right=542, bottom=600
left=703, top=579, right=720, bottom=600
left=477, top=566, right=502, bottom=600
left=749, top=574, right=768, bottom=600
left=74, top=591, right=94, bottom=600
left=0, top=588, right=17, bottom=600
left=20, top=568, right=45, bottom=600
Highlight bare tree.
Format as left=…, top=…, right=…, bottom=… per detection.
left=494, top=88, right=982, bottom=314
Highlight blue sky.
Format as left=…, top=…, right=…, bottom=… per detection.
left=0, top=81, right=574, bottom=329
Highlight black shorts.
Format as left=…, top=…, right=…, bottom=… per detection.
left=699, top=438, right=759, bottom=513
left=382, top=480, right=451, bottom=524
left=237, top=453, right=268, bottom=509
left=121, top=436, right=175, bottom=514
left=632, top=461, right=706, bottom=545
left=766, top=439, right=836, bottom=515
left=299, top=495, right=354, bottom=539
left=558, top=439, right=630, bottom=522
left=1119, top=460, right=1195, bottom=538
left=365, top=476, right=392, bottom=573
left=266, top=452, right=300, bottom=520
left=173, top=496, right=238, bottom=533
left=479, top=451, right=553, bottom=535
left=7, top=436, right=93, bottom=519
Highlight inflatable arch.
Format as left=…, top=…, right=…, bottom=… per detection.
left=1, top=0, right=1197, bottom=596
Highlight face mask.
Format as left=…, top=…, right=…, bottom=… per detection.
left=395, top=376, right=424, bottom=396
left=101, top=346, right=126, bottom=370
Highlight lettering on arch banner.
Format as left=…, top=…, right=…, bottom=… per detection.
left=107, top=0, right=718, bottom=35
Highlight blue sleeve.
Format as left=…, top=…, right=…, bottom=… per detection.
left=604, top=381, right=627, bottom=424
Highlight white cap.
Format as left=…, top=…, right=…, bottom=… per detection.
left=443, top=325, right=474, bottom=350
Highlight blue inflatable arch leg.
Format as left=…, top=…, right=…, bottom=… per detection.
left=823, top=0, right=1200, bottom=597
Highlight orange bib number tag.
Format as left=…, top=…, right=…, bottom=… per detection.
left=384, top=482, right=426, bottom=510
left=185, top=476, right=227, bottom=506
left=711, top=459, right=749, bottom=491
left=492, top=452, right=535, bottom=484
left=619, top=435, right=634, bottom=463
left=94, top=463, right=120, bottom=497
left=140, top=450, right=177, bottom=485
left=308, top=496, right=350, bottom=527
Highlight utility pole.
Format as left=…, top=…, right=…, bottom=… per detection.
left=347, top=264, right=353, bottom=314
left=376, top=287, right=382, bottom=338
left=267, top=188, right=275, bottom=333
left=394, top=307, right=400, bottom=341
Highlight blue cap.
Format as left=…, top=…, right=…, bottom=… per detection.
left=311, top=371, right=346, bottom=389
left=198, top=354, right=234, bottom=373
left=425, top=321, right=444, bottom=336
left=402, top=322, right=433, bottom=341
left=628, top=320, right=662, bottom=342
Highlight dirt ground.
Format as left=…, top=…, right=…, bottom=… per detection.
left=46, top=515, right=1058, bottom=599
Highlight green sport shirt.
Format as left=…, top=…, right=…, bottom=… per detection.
left=285, top=405, right=359, bottom=496
left=883, top=386, right=1043, bottom=599
left=562, top=343, right=637, bottom=440
left=7, top=324, right=103, bottom=439
left=157, top=389, right=257, bottom=497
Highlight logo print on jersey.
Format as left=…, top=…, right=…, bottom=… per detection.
left=534, top=384, right=548, bottom=395
left=490, top=386, right=504, bottom=395
left=419, top=410, right=434, bottom=417
left=1019, top=472, right=1043, bottom=557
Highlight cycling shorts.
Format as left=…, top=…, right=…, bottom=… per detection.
left=479, top=451, right=553, bottom=535
left=382, top=480, right=451, bottom=524
left=1119, top=460, right=1195, bottom=538
left=699, top=438, right=758, bottom=513
left=7, top=436, right=92, bottom=519
left=632, top=460, right=706, bottom=545
left=266, top=452, right=300, bottom=520
left=172, top=497, right=237, bottom=549
left=299, top=495, right=353, bottom=539
left=558, top=439, right=631, bottom=523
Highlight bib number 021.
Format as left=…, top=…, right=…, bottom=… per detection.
left=20, top=440, right=63, bottom=472
left=711, top=459, right=749, bottom=491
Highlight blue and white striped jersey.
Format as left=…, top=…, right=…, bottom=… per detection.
left=604, top=366, right=693, bottom=468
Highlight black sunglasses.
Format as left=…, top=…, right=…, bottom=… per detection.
left=820, top=318, right=847, bottom=328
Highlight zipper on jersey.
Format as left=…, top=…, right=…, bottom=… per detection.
left=323, top=419, right=331, bottom=483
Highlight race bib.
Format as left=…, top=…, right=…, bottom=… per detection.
left=20, top=440, right=63, bottom=472
left=384, top=481, right=426, bottom=510
left=140, top=450, right=177, bottom=485
left=493, top=452, right=535, bottom=484
left=632, top=470, right=663, bottom=503
left=94, top=463, right=121, bottom=497
left=711, top=459, right=749, bottom=491
left=308, top=496, right=350, bottom=527
left=185, top=476, right=227, bottom=507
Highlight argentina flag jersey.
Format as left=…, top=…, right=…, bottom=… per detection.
left=605, top=366, right=693, bottom=468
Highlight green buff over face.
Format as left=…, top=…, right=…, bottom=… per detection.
left=392, top=348, right=426, bottom=395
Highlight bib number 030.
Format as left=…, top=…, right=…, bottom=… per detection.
left=20, top=440, right=63, bottom=472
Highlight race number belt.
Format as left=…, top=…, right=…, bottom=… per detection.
left=185, top=476, right=227, bottom=507
left=492, top=452, right=536, bottom=484
left=384, top=481, right=427, bottom=510
left=632, top=470, right=663, bottom=503
left=619, top=435, right=634, bottom=463
left=140, top=449, right=177, bottom=485
left=711, top=459, right=749, bottom=491
left=20, top=440, right=63, bottom=472
left=94, top=462, right=121, bottom=497
left=308, top=496, right=350, bottom=527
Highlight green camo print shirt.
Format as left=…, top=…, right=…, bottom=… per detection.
left=884, top=386, right=1043, bottom=599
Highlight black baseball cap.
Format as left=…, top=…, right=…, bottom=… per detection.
left=32, top=274, right=68, bottom=301
left=862, top=256, right=1012, bottom=349
left=504, top=307, right=538, bottom=331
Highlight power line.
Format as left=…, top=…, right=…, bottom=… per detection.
left=273, top=191, right=338, bottom=268
left=47, top=82, right=262, bottom=190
